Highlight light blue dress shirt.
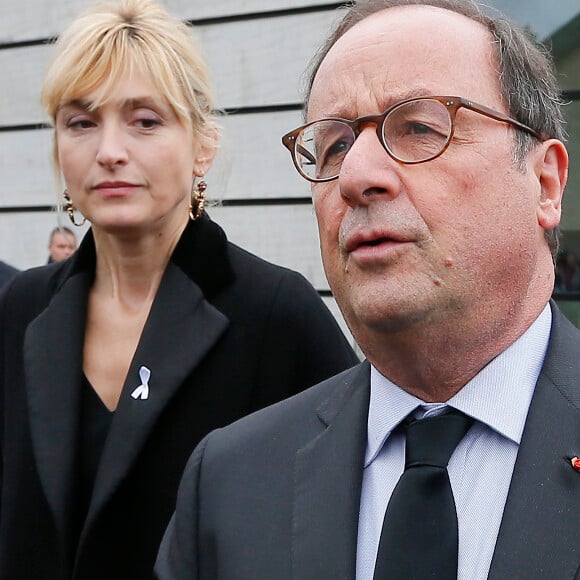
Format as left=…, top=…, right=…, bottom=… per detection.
left=356, top=304, right=552, bottom=579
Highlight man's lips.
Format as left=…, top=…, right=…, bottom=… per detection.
left=344, top=230, right=408, bottom=253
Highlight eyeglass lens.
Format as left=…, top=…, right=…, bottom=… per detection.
left=294, top=98, right=453, bottom=181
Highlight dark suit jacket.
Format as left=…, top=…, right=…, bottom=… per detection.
left=0, top=215, right=358, bottom=580
left=156, top=302, right=580, bottom=580
left=0, top=260, right=18, bottom=289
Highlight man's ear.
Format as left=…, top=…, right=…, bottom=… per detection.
left=535, top=139, right=568, bottom=231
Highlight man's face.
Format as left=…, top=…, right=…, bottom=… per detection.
left=49, top=232, right=77, bottom=262
left=307, top=6, right=557, bottom=348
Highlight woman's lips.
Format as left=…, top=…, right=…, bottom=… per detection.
left=93, top=182, right=139, bottom=197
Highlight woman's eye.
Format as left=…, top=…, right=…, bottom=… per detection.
left=136, top=118, right=161, bottom=129
left=133, top=109, right=163, bottom=129
left=67, top=118, right=95, bottom=129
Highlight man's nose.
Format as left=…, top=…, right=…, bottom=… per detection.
left=338, top=127, right=403, bottom=205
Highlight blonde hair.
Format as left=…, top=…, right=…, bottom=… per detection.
left=41, top=0, right=218, bottom=174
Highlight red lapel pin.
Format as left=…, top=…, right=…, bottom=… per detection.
left=571, top=457, right=580, bottom=472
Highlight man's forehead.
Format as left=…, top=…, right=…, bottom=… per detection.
left=308, top=5, right=493, bottom=118
left=322, top=5, right=485, bottom=58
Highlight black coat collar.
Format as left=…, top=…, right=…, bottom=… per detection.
left=59, top=213, right=234, bottom=300
left=24, top=213, right=232, bottom=555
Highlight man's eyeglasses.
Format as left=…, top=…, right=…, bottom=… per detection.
left=281, top=96, right=540, bottom=183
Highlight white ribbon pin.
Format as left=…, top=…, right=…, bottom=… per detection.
left=131, top=366, right=151, bottom=400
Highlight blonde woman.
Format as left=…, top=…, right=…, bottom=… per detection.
left=0, top=1, right=357, bottom=577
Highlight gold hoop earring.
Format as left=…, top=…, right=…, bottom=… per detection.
left=189, top=178, right=207, bottom=221
left=63, top=190, right=87, bottom=227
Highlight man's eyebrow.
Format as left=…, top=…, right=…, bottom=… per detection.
left=375, top=88, right=440, bottom=111
left=317, top=87, right=439, bottom=119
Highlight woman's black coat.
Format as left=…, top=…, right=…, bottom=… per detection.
left=0, top=215, right=358, bottom=579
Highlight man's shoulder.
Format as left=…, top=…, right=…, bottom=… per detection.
left=0, top=261, right=18, bottom=287
left=204, top=362, right=369, bottom=453
left=543, top=303, right=580, bottom=409
left=0, top=262, right=64, bottom=316
left=0, top=260, right=18, bottom=275
left=548, top=302, right=580, bottom=359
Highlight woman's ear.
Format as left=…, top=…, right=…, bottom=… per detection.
left=193, top=124, right=219, bottom=177
left=536, top=139, right=568, bottom=231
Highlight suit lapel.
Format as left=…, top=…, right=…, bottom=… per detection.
left=489, top=306, right=580, bottom=579
left=83, top=261, right=229, bottom=532
left=292, top=363, right=370, bottom=580
left=24, top=270, right=92, bottom=541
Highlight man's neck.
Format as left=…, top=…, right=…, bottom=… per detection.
left=359, top=301, right=550, bottom=402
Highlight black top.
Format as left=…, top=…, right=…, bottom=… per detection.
left=73, top=376, right=113, bottom=551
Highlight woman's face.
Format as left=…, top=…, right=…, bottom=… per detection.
left=55, top=67, right=211, bottom=236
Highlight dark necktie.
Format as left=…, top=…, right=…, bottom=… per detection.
left=373, top=409, right=474, bottom=579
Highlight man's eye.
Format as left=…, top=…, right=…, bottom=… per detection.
left=326, top=139, right=350, bottom=157
left=408, top=122, right=433, bottom=135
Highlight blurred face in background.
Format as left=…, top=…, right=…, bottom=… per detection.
left=49, top=230, right=77, bottom=262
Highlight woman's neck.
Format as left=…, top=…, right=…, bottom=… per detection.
left=91, top=218, right=188, bottom=310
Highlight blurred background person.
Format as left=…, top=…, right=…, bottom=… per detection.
left=0, top=260, right=18, bottom=289
left=47, top=225, right=78, bottom=263
left=0, top=1, right=358, bottom=578
left=554, top=249, right=580, bottom=292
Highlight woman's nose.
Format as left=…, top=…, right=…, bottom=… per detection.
left=96, top=123, right=129, bottom=168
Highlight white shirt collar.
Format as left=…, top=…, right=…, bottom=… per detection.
left=365, top=304, right=552, bottom=467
